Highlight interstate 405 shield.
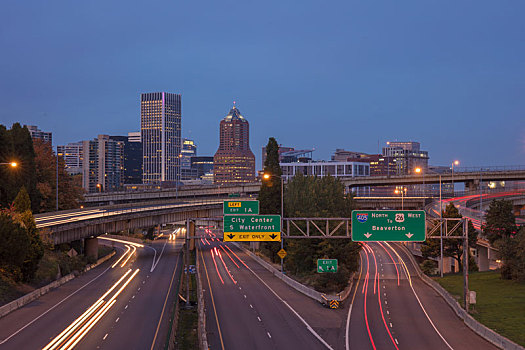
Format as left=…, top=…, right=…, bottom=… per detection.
left=351, top=210, right=425, bottom=242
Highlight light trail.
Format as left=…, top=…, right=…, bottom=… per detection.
left=361, top=245, right=376, bottom=350
left=120, top=245, right=136, bottom=267
left=377, top=242, right=400, bottom=286
left=219, top=245, right=240, bottom=268
left=111, top=245, right=131, bottom=268
left=217, top=249, right=237, bottom=284
left=99, top=236, right=144, bottom=248
left=210, top=248, right=224, bottom=284
left=223, top=244, right=250, bottom=269
left=385, top=243, right=454, bottom=350
left=369, top=244, right=399, bottom=350
left=43, top=268, right=136, bottom=350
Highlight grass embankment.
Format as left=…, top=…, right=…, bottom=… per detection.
left=0, top=246, right=114, bottom=306
left=434, top=271, right=525, bottom=346
left=173, top=252, right=198, bottom=349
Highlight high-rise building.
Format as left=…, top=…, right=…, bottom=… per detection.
left=181, top=138, right=197, bottom=169
left=382, top=141, right=429, bottom=175
left=141, top=92, right=181, bottom=185
left=57, top=142, right=83, bottom=175
left=191, top=156, right=214, bottom=178
left=82, top=135, right=124, bottom=193
left=213, top=104, right=255, bottom=184
left=109, top=133, right=142, bottom=185
left=26, top=125, right=52, bottom=145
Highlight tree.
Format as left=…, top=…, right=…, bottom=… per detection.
left=0, top=124, right=39, bottom=211
left=259, top=137, right=282, bottom=215
left=33, top=139, right=84, bottom=212
left=483, top=199, right=520, bottom=280
left=258, top=138, right=282, bottom=260
left=0, top=213, right=30, bottom=281
left=421, top=203, right=478, bottom=272
left=7, top=187, right=44, bottom=281
left=280, top=174, right=360, bottom=292
left=483, top=199, right=517, bottom=245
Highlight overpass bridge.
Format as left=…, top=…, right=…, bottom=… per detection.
left=340, top=167, right=525, bottom=189
left=35, top=199, right=224, bottom=245
left=82, top=168, right=525, bottom=207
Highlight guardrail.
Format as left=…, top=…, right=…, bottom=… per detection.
left=0, top=250, right=116, bottom=319
left=196, top=246, right=208, bottom=350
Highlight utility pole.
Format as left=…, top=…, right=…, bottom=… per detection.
left=463, top=219, right=469, bottom=312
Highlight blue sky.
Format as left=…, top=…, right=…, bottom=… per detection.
left=1, top=0, right=524, bottom=169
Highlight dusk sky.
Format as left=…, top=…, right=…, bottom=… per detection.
left=1, top=0, right=524, bottom=169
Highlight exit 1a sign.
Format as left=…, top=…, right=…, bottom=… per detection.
left=317, top=259, right=338, bottom=273
left=223, top=200, right=259, bottom=215
left=351, top=210, right=426, bottom=242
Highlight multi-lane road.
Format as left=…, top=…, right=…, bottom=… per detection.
left=0, top=225, right=504, bottom=349
left=199, top=228, right=498, bottom=350
left=0, top=231, right=184, bottom=349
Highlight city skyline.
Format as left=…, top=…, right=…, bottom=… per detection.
left=1, top=1, right=524, bottom=167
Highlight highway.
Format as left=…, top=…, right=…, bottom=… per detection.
left=347, top=242, right=498, bottom=350
left=0, top=231, right=184, bottom=349
left=198, top=228, right=335, bottom=350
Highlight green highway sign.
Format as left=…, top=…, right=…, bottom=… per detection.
left=223, top=200, right=259, bottom=215
left=223, top=215, right=281, bottom=242
left=317, top=259, right=338, bottom=273
left=351, top=210, right=426, bottom=242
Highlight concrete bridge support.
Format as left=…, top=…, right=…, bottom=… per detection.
left=477, top=245, right=490, bottom=271
left=85, top=237, right=98, bottom=260
left=465, top=179, right=480, bottom=193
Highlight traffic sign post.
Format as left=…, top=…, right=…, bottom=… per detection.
left=351, top=210, right=426, bottom=242
left=223, top=200, right=259, bottom=215
left=223, top=215, right=281, bottom=242
left=317, top=259, right=338, bottom=273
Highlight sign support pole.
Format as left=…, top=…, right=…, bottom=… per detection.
left=186, top=219, right=190, bottom=308
left=463, top=219, right=469, bottom=312
left=280, top=176, right=284, bottom=273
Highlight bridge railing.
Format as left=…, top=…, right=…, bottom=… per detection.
left=453, top=165, right=525, bottom=173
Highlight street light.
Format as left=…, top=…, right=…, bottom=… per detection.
left=414, top=167, right=423, bottom=196
left=96, top=183, right=102, bottom=193
left=451, top=160, right=459, bottom=196
left=262, top=172, right=284, bottom=273
left=0, top=162, right=17, bottom=167
left=394, top=187, right=407, bottom=210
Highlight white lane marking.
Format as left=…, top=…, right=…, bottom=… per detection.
left=395, top=338, right=399, bottom=345
left=385, top=243, right=454, bottom=350
left=267, top=332, right=272, bottom=339
left=0, top=264, right=113, bottom=345
left=257, top=317, right=261, bottom=322
left=125, top=305, right=128, bottom=309
left=138, top=288, right=141, bottom=291
left=132, top=295, right=135, bottom=299
left=115, top=317, right=120, bottom=323
left=250, top=304, right=253, bottom=308
left=242, top=254, right=334, bottom=350
left=389, top=322, right=393, bottom=328
left=244, top=295, right=247, bottom=298
left=387, top=310, right=389, bottom=315
left=385, top=300, right=388, bottom=304
left=103, top=334, right=108, bottom=340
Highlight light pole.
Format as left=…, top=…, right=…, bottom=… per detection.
left=439, top=174, right=444, bottom=277
left=262, top=172, right=284, bottom=273
left=415, top=167, right=423, bottom=196
left=394, top=187, right=406, bottom=210
left=451, top=160, right=459, bottom=196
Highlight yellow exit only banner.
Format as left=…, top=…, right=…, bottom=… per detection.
left=223, top=232, right=281, bottom=242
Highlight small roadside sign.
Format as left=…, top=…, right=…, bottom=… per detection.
left=317, top=259, right=338, bottom=273
left=277, top=249, right=287, bottom=259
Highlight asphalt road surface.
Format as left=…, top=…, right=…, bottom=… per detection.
left=0, top=231, right=183, bottom=350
